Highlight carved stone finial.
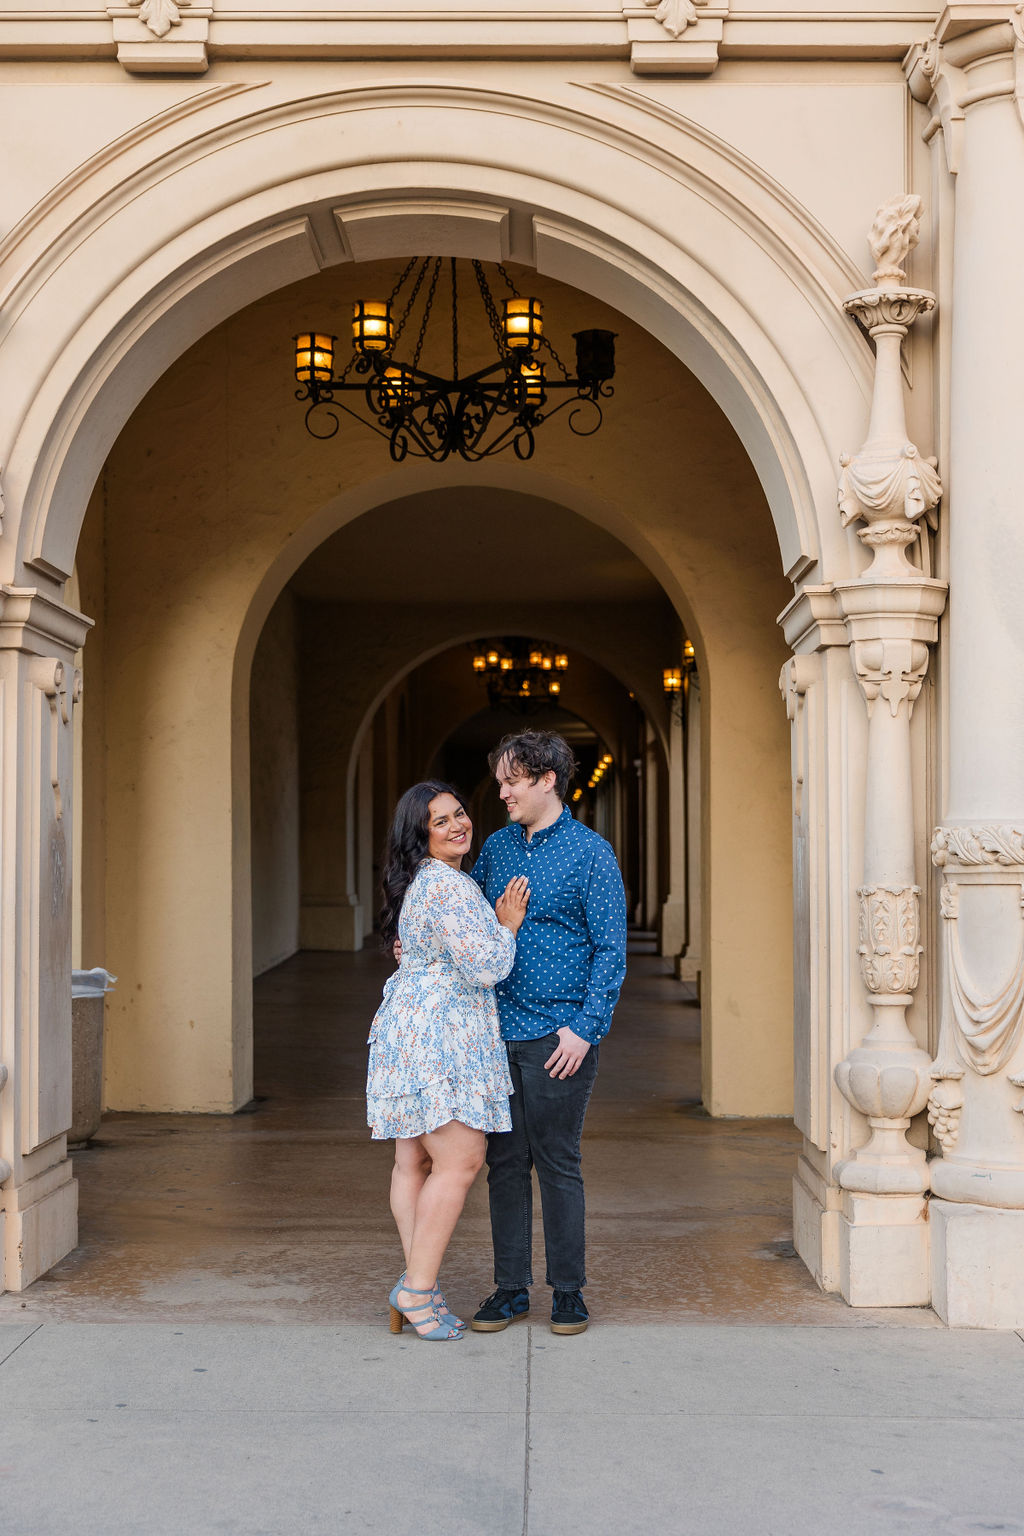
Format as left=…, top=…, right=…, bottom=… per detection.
left=868, top=194, right=922, bottom=287
left=131, top=0, right=190, bottom=38
left=643, top=0, right=701, bottom=38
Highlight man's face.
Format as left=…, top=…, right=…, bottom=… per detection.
left=495, top=755, right=556, bottom=828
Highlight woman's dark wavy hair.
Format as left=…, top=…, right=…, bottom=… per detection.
left=379, top=780, right=469, bottom=947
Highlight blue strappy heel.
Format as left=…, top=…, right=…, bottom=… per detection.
left=398, top=1271, right=465, bottom=1331
left=388, top=1279, right=463, bottom=1341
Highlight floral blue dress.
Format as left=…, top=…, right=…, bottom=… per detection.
left=366, top=858, right=516, bottom=1140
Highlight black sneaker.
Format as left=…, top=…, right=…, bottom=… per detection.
left=470, top=1287, right=530, bottom=1332
left=550, top=1289, right=589, bottom=1335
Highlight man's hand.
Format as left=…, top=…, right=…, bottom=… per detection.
left=544, top=1026, right=591, bottom=1080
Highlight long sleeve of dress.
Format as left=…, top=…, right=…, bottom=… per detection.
left=426, top=865, right=516, bottom=987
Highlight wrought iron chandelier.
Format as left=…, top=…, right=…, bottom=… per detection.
left=294, top=258, right=616, bottom=463
left=472, top=640, right=569, bottom=708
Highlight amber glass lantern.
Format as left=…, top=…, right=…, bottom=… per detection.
left=472, top=653, right=487, bottom=673
left=502, top=296, right=543, bottom=351
left=519, top=358, right=545, bottom=407
left=548, top=679, right=561, bottom=696
left=294, top=333, right=335, bottom=385
left=352, top=300, right=394, bottom=354
left=380, top=366, right=410, bottom=412
left=554, top=653, right=568, bottom=671
left=663, top=666, right=683, bottom=695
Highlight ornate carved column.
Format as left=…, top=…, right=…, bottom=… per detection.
left=831, top=196, right=947, bottom=1306
left=907, top=8, right=1024, bottom=1328
left=0, top=587, right=92, bottom=1293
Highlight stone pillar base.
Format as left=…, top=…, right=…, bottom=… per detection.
left=793, top=1155, right=840, bottom=1292
left=838, top=1190, right=930, bottom=1307
left=675, top=953, right=701, bottom=990
left=299, top=899, right=364, bottom=952
left=930, top=1199, right=1024, bottom=1328
left=3, top=1157, right=77, bottom=1291
left=659, top=898, right=687, bottom=959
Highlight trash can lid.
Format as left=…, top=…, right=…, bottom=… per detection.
left=71, top=967, right=117, bottom=998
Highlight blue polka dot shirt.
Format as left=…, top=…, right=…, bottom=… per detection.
left=471, top=805, right=627, bottom=1045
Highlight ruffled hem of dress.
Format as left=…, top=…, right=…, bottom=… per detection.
left=367, top=1081, right=513, bottom=1141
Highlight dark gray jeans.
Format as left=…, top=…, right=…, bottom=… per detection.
left=485, top=1032, right=599, bottom=1292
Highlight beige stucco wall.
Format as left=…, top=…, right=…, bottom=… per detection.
left=250, top=591, right=301, bottom=976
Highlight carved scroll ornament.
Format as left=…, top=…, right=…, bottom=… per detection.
left=932, top=825, right=1024, bottom=867
left=131, top=0, right=189, bottom=37
left=643, top=0, right=702, bottom=36
left=857, top=885, right=923, bottom=996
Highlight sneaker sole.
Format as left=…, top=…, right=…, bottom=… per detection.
left=470, top=1312, right=529, bottom=1333
left=549, top=1319, right=588, bottom=1334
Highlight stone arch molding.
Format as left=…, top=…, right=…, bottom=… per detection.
left=0, top=79, right=873, bottom=592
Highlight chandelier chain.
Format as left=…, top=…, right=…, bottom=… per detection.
left=450, top=258, right=459, bottom=380
left=496, top=264, right=521, bottom=297
left=411, top=258, right=442, bottom=372
left=391, top=258, right=432, bottom=352
left=387, top=256, right=420, bottom=308
left=540, top=333, right=571, bottom=380
left=473, top=261, right=506, bottom=356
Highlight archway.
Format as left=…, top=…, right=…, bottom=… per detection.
left=1, top=86, right=874, bottom=1287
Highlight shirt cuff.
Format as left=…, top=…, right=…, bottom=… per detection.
left=575, top=1013, right=609, bottom=1045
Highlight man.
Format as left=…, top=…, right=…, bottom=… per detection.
left=469, top=730, right=627, bottom=1335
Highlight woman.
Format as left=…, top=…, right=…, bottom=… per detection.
left=367, top=780, right=529, bottom=1342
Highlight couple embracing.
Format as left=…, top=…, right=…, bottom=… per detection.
left=366, top=729, right=627, bottom=1341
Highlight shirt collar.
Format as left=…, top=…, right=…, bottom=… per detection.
left=515, top=803, right=571, bottom=848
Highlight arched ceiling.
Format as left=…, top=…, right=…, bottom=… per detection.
left=287, top=487, right=669, bottom=608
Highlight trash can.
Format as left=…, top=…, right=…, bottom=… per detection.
left=69, top=968, right=116, bottom=1148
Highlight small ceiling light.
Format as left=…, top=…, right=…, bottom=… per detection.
left=548, top=680, right=561, bottom=696
left=294, top=333, right=335, bottom=385
left=486, top=649, right=500, bottom=668
left=472, top=654, right=487, bottom=672
left=502, top=296, right=543, bottom=351
left=663, top=667, right=683, bottom=695
left=352, top=299, right=393, bottom=354
left=529, top=649, right=544, bottom=668
left=555, top=654, right=568, bottom=671
left=572, top=788, right=583, bottom=803
left=500, top=656, right=514, bottom=672
left=601, top=754, right=613, bottom=766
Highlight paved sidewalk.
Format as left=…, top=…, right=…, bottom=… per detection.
left=4, top=1321, right=1024, bottom=1536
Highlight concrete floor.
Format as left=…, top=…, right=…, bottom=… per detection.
left=0, top=945, right=940, bottom=1328
left=9, top=948, right=1024, bottom=1536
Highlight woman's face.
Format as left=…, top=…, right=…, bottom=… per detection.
left=426, top=792, right=473, bottom=868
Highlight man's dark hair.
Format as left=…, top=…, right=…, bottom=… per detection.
left=488, top=731, right=578, bottom=802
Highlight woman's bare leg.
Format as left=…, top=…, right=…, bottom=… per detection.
left=400, top=1120, right=486, bottom=1307
left=390, top=1136, right=432, bottom=1264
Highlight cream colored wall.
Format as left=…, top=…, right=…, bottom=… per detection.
left=250, top=591, right=301, bottom=976
left=73, top=481, right=108, bottom=980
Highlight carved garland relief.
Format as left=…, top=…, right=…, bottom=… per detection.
left=928, top=829, right=1024, bottom=1152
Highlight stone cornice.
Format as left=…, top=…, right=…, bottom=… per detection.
left=0, top=587, right=93, bottom=656
left=778, top=584, right=848, bottom=653
left=905, top=3, right=1024, bottom=171
left=0, top=8, right=949, bottom=72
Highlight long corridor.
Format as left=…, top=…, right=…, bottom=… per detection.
left=0, top=950, right=937, bottom=1326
